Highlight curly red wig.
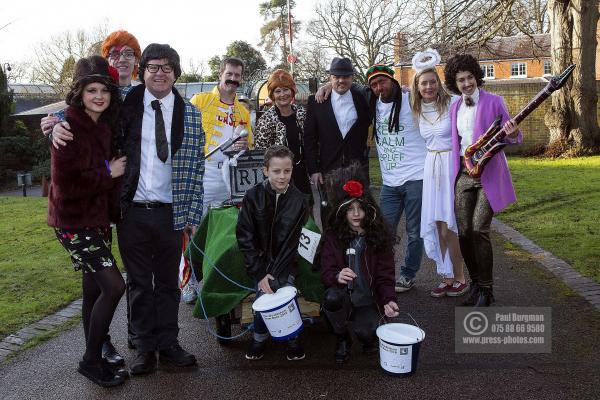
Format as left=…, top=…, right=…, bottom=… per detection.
left=101, top=30, right=141, bottom=78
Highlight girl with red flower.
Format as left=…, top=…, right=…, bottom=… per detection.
left=320, top=164, right=399, bottom=364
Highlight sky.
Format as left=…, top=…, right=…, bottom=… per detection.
left=0, top=0, right=318, bottom=80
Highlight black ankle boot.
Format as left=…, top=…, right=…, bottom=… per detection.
left=334, top=334, right=352, bottom=365
left=474, top=287, right=495, bottom=307
left=461, top=282, right=480, bottom=306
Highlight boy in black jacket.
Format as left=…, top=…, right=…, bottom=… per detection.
left=236, top=145, right=309, bottom=361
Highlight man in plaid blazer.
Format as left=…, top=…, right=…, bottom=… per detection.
left=118, top=43, right=204, bottom=375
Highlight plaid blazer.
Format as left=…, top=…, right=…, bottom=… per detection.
left=120, top=85, right=205, bottom=230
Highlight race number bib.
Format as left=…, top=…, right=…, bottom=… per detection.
left=298, top=228, right=321, bottom=264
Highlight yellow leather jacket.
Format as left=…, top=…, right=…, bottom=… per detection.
left=189, top=86, right=253, bottom=155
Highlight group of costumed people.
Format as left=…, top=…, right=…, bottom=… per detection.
left=42, top=28, right=521, bottom=388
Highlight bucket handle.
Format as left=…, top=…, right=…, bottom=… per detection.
left=379, top=312, right=425, bottom=342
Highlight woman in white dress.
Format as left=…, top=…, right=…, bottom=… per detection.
left=409, top=49, right=467, bottom=298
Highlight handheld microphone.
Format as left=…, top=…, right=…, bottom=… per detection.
left=317, top=183, right=328, bottom=207
left=346, top=247, right=356, bottom=292
left=203, top=129, right=249, bottom=160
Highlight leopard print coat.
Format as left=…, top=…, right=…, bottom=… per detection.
left=254, top=104, right=307, bottom=150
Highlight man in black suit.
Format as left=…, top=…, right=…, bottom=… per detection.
left=304, top=57, right=371, bottom=193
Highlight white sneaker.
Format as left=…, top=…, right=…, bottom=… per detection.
left=181, top=282, right=198, bottom=304
left=395, top=276, right=414, bottom=293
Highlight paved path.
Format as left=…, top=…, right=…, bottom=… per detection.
left=0, top=186, right=42, bottom=197
left=1, top=228, right=599, bottom=399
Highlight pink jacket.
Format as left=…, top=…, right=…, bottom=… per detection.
left=450, top=89, right=522, bottom=213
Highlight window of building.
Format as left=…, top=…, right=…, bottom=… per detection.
left=510, top=62, right=527, bottom=78
left=543, top=59, right=552, bottom=75
left=481, top=64, right=495, bottom=79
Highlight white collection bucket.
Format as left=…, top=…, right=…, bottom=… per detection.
left=251, top=286, right=304, bottom=341
left=376, top=323, right=425, bottom=377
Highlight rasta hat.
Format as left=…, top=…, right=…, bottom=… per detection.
left=366, top=64, right=397, bottom=84
left=267, top=69, right=297, bottom=100
left=367, top=64, right=402, bottom=136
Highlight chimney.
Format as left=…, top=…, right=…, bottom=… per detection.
left=395, top=32, right=408, bottom=65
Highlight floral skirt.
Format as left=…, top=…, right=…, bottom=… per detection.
left=54, top=227, right=117, bottom=273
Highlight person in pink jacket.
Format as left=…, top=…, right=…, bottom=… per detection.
left=444, top=54, right=522, bottom=306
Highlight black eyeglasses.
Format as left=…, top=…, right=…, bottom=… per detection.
left=146, top=64, right=174, bottom=73
left=108, top=50, right=135, bottom=60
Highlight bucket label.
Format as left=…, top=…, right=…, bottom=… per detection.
left=379, top=342, right=413, bottom=374
left=259, top=299, right=303, bottom=338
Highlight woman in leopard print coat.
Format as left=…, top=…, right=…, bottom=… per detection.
left=254, top=69, right=311, bottom=195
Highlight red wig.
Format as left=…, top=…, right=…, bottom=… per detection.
left=101, top=30, right=141, bottom=78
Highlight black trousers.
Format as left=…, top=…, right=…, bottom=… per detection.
left=117, top=206, right=182, bottom=352
left=454, top=170, right=494, bottom=287
left=322, top=287, right=379, bottom=344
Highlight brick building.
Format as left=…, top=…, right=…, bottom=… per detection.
left=393, top=33, right=555, bottom=86
left=393, top=33, right=600, bottom=153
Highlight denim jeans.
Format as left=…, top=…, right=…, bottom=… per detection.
left=379, top=180, right=424, bottom=280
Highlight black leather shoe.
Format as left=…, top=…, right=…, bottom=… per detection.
left=77, top=360, right=125, bottom=387
left=130, top=351, right=157, bottom=376
left=102, top=359, right=129, bottom=380
left=461, top=282, right=480, bottom=306
left=334, top=335, right=353, bottom=365
left=474, top=287, right=495, bottom=307
left=159, top=344, right=197, bottom=367
left=102, top=341, right=125, bottom=366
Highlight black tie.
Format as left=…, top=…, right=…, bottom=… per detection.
left=151, top=100, right=169, bottom=163
left=464, top=96, right=474, bottom=107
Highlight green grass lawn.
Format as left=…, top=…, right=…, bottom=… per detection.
left=500, top=156, right=600, bottom=283
left=370, top=155, right=600, bottom=283
left=0, top=197, right=122, bottom=337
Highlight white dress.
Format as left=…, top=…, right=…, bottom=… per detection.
left=419, top=97, right=459, bottom=277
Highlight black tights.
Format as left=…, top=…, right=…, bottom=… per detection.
left=81, top=267, right=125, bottom=363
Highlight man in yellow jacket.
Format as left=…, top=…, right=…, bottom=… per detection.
left=190, top=57, right=253, bottom=212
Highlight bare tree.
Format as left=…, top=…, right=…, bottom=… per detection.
left=293, top=39, right=330, bottom=83
left=404, top=0, right=548, bottom=55
left=31, top=24, right=108, bottom=95
left=545, top=0, right=599, bottom=155
left=307, top=0, right=409, bottom=82
left=4, top=61, right=32, bottom=83
left=179, top=58, right=207, bottom=83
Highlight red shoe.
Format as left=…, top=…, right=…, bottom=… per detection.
left=430, top=282, right=451, bottom=298
left=447, top=281, right=469, bottom=297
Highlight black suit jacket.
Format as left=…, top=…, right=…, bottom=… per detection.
left=120, top=85, right=185, bottom=208
left=303, top=87, right=371, bottom=176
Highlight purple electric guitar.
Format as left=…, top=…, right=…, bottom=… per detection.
left=463, top=64, right=576, bottom=178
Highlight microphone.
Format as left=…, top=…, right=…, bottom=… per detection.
left=317, top=183, right=328, bottom=207
left=203, top=129, right=249, bottom=160
left=346, top=247, right=356, bottom=293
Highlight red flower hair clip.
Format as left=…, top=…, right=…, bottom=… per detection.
left=343, top=180, right=363, bottom=198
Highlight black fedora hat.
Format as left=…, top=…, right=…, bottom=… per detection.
left=327, top=57, right=355, bottom=76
